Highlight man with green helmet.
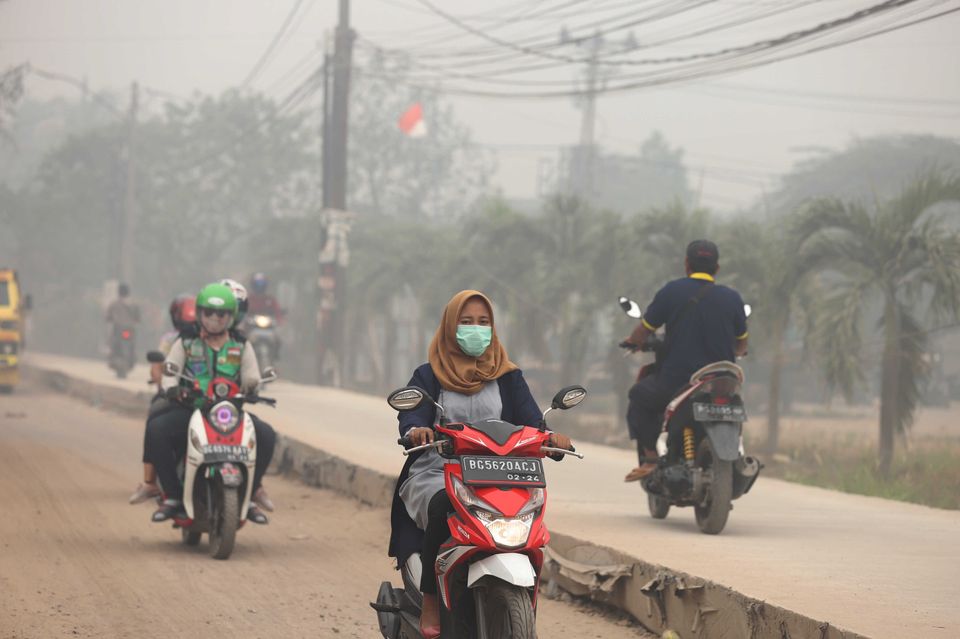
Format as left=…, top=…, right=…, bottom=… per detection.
left=144, top=283, right=276, bottom=523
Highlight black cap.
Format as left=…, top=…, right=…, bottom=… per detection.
left=686, top=240, right=719, bottom=270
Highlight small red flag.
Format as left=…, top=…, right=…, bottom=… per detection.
left=398, top=102, right=427, bottom=138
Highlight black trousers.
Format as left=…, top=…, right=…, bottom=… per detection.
left=626, top=374, right=681, bottom=452
left=144, top=405, right=276, bottom=501
left=420, top=490, right=452, bottom=595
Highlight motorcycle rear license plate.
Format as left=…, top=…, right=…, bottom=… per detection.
left=693, top=402, right=746, bottom=422
left=201, top=444, right=249, bottom=462
left=460, top=456, right=545, bottom=487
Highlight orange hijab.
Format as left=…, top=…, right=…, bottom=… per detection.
left=428, top=290, right=517, bottom=395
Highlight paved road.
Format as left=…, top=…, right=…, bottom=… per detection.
left=0, top=384, right=652, bottom=639
left=25, top=353, right=960, bottom=638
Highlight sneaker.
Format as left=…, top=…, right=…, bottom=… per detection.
left=253, top=487, right=274, bottom=512
left=152, top=499, right=184, bottom=523
left=247, top=505, right=269, bottom=525
left=624, top=464, right=656, bottom=482
left=128, top=482, right=161, bottom=505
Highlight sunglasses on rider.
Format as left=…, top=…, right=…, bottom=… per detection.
left=201, top=308, right=231, bottom=318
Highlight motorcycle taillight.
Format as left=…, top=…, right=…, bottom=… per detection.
left=121, top=330, right=132, bottom=339
left=701, top=375, right=739, bottom=398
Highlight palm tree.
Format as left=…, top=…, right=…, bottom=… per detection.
left=794, top=173, right=960, bottom=475
left=718, top=217, right=807, bottom=453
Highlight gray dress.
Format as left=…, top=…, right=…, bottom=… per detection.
left=399, top=380, right=503, bottom=529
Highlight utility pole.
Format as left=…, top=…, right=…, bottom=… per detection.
left=119, top=81, right=138, bottom=287
left=560, top=28, right=634, bottom=203
left=329, top=0, right=353, bottom=211
left=317, top=0, right=355, bottom=386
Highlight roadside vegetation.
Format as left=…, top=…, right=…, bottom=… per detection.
left=3, top=80, right=960, bottom=492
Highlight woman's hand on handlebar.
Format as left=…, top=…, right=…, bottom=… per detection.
left=408, top=427, right=435, bottom=447
left=548, top=432, right=573, bottom=451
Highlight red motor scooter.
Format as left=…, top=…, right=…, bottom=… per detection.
left=372, top=384, right=586, bottom=639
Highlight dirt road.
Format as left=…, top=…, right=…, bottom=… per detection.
left=0, top=385, right=652, bottom=639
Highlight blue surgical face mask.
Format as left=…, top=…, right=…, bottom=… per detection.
left=456, top=325, right=492, bottom=357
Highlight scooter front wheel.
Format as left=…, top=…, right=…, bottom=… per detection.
left=647, top=492, right=671, bottom=519
left=478, top=581, right=536, bottom=639
left=208, top=482, right=239, bottom=560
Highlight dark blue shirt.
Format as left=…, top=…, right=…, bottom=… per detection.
left=643, top=273, right=748, bottom=386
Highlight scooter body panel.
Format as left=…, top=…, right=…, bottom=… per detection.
left=467, top=552, right=537, bottom=588
left=183, top=409, right=256, bottom=520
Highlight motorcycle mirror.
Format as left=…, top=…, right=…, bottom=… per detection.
left=162, top=361, right=181, bottom=377
left=387, top=386, right=428, bottom=412
left=551, top=385, right=587, bottom=410
left=260, top=367, right=278, bottom=384
left=744, top=303, right=752, bottom=318
left=146, top=350, right=166, bottom=364
left=618, top=296, right=643, bottom=319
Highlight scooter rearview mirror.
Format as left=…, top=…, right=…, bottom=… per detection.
left=618, top=296, right=643, bottom=319
left=146, top=350, right=166, bottom=364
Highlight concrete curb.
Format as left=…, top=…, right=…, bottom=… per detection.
left=24, top=363, right=867, bottom=639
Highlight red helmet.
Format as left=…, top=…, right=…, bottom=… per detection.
left=169, top=294, right=197, bottom=331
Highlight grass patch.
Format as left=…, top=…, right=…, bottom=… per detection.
left=764, top=440, right=960, bottom=510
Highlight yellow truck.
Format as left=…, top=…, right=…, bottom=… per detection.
left=0, top=268, right=28, bottom=392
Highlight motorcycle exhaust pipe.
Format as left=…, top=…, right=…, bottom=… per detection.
left=735, top=456, right=760, bottom=478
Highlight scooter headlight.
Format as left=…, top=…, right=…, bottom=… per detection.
left=209, top=401, right=240, bottom=432
left=475, top=510, right=534, bottom=549
left=452, top=476, right=536, bottom=549
left=254, top=314, right=274, bottom=328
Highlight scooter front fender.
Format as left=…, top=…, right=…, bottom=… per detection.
left=467, top=553, right=536, bottom=589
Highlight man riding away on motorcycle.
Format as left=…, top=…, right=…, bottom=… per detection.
left=621, top=240, right=749, bottom=481
left=145, top=283, right=275, bottom=523
left=105, top=282, right=139, bottom=347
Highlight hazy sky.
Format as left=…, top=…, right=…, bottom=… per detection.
left=2, top=0, right=959, bottom=211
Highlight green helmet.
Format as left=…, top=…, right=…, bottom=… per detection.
left=196, top=283, right=237, bottom=317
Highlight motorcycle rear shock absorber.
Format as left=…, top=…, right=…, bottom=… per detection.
left=683, top=427, right=696, bottom=461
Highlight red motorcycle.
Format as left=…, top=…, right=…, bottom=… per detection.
left=372, top=384, right=586, bottom=639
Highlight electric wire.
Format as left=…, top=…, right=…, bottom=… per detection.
left=241, top=0, right=309, bottom=88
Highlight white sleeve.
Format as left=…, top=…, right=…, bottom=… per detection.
left=160, top=338, right=187, bottom=391
left=240, top=342, right=261, bottom=393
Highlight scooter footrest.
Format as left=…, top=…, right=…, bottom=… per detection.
left=369, top=602, right=402, bottom=613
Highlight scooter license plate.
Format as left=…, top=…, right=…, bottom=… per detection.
left=460, top=456, right=545, bottom=487
left=693, top=402, right=746, bottom=422
left=201, top=444, right=249, bottom=462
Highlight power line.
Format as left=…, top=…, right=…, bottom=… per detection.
left=372, top=1, right=959, bottom=99
left=241, top=0, right=309, bottom=89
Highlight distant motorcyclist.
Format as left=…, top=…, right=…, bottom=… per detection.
left=247, top=272, right=283, bottom=321
left=620, top=240, right=749, bottom=481
left=130, top=294, right=196, bottom=505
left=145, top=283, right=276, bottom=523
left=105, top=283, right=139, bottom=364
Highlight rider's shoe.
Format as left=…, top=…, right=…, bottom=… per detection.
left=624, top=464, right=656, bottom=482
left=253, top=486, right=274, bottom=512
left=419, top=594, right=441, bottom=639
left=151, top=499, right=184, bottom=522
left=128, top=482, right=161, bottom=505
left=247, top=505, right=269, bottom=525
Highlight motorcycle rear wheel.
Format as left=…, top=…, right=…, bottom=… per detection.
left=694, top=437, right=733, bottom=535
left=479, top=581, right=536, bottom=639
left=647, top=493, right=671, bottom=519
left=208, top=482, right=239, bottom=560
